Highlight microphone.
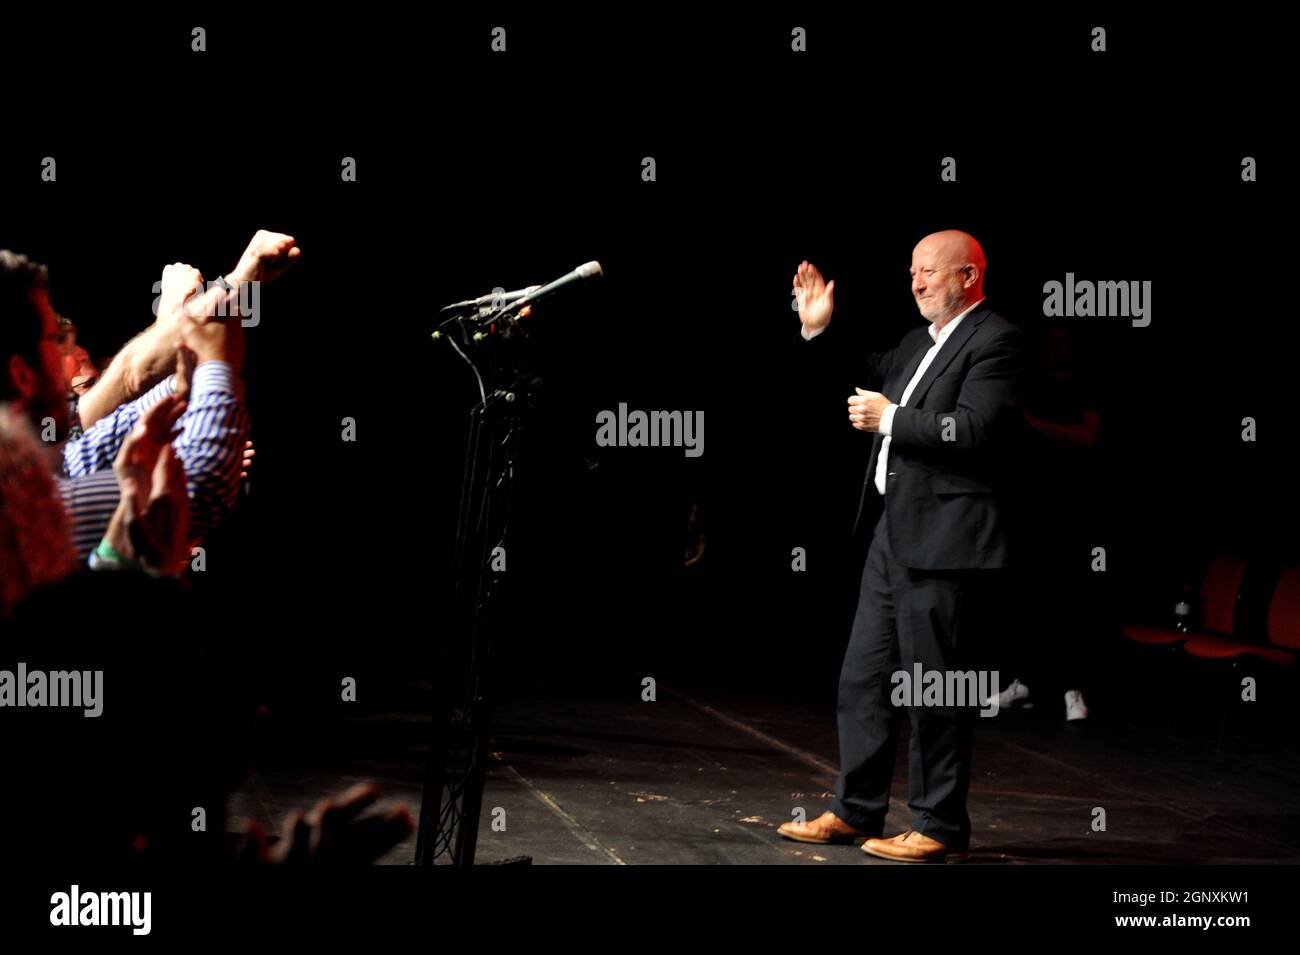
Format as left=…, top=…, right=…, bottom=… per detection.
left=433, top=262, right=604, bottom=342
left=440, top=285, right=542, bottom=313
left=490, top=261, right=603, bottom=317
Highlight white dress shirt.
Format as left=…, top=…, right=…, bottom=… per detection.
left=872, top=298, right=984, bottom=495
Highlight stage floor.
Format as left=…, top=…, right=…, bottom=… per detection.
left=227, top=676, right=1300, bottom=865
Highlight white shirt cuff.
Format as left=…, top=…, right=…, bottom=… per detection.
left=800, top=325, right=826, bottom=341
left=879, top=403, right=898, bottom=436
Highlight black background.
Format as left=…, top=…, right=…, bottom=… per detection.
left=13, top=11, right=1287, bottom=680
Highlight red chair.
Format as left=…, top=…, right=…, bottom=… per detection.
left=1183, top=566, right=1299, bottom=668
left=1122, top=556, right=1247, bottom=647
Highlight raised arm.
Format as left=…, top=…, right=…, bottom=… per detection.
left=76, top=263, right=205, bottom=430
left=58, top=288, right=250, bottom=557
left=793, top=259, right=909, bottom=391
left=76, top=231, right=299, bottom=430
left=171, top=287, right=251, bottom=543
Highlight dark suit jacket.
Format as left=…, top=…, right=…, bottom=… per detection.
left=806, top=301, right=1027, bottom=571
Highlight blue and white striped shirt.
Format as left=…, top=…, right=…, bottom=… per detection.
left=58, top=361, right=250, bottom=560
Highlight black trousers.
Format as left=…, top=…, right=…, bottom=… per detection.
left=829, top=506, right=998, bottom=851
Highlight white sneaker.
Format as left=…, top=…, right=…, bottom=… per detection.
left=990, top=679, right=1032, bottom=710
left=1064, top=690, right=1089, bottom=721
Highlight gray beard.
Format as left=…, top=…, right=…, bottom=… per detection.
left=918, top=289, right=971, bottom=324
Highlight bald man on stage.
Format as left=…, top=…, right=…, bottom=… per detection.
left=778, top=231, right=1027, bottom=862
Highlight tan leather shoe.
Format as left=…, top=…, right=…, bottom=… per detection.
left=777, top=811, right=867, bottom=844
left=861, top=830, right=967, bottom=863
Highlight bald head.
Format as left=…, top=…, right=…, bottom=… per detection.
left=910, top=230, right=986, bottom=326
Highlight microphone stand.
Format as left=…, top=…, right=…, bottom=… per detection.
left=414, top=299, right=536, bottom=866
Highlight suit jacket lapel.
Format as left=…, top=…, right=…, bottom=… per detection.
left=904, top=302, right=990, bottom=408
left=889, top=332, right=933, bottom=397
left=862, top=303, right=993, bottom=496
